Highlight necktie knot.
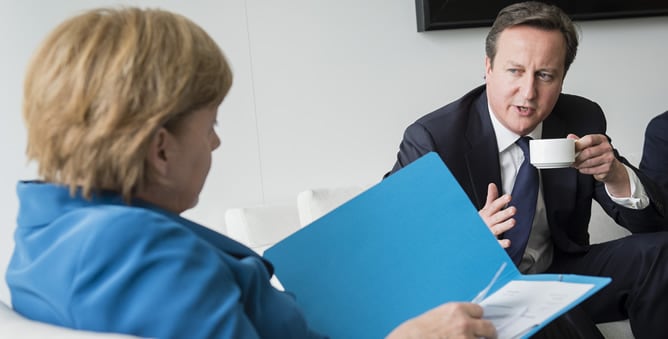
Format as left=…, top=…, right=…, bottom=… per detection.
left=516, top=136, right=531, bottom=157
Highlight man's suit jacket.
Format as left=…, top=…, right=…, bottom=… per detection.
left=641, top=111, right=668, bottom=193
left=387, top=85, right=667, bottom=254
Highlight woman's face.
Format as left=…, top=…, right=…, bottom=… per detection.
left=155, top=104, right=221, bottom=213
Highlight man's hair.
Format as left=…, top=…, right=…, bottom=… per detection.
left=485, top=1, right=579, bottom=75
left=23, top=7, right=232, bottom=200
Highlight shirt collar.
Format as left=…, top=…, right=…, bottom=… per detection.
left=488, top=104, right=542, bottom=153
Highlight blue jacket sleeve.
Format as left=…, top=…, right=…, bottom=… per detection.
left=69, top=210, right=321, bottom=339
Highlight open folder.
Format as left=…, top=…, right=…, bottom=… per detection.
left=264, top=152, right=610, bottom=339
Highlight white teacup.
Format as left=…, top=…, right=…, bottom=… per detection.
left=529, top=138, right=575, bottom=169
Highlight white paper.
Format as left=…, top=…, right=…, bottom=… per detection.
left=480, top=280, right=594, bottom=339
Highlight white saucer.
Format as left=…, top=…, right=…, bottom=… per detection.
left=531, top=162, right=573, bottom=169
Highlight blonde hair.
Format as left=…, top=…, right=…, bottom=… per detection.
left=23, top=7, right=232, bottom=200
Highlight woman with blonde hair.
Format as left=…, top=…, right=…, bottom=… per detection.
left=6, top=7, right=495, bottom=339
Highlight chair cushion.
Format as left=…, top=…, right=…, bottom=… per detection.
left=225, top=204, right=301, bottom=254
left=0, top=300, right=142, bottom=338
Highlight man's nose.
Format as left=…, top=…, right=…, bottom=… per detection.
left=520, top=75, right=537, bottom=101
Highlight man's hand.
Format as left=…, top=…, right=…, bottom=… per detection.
left=570, top=134, right=631, bottom=197
left=478, top=183, right=515, bottom=248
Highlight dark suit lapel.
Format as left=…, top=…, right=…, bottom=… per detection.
left=464, top=92, right=503, bottom=208
left=540, top=108, right=578, bottom=223
left=541, top=111, right=567, bottom=139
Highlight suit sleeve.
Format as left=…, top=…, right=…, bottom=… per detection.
left=598, top=153, right=668, bottom=232
left=385, top=123, right=438, bottom=178
left=575, top=102, right=668, bottom=232
left=640, top=112, right=668, bottom=193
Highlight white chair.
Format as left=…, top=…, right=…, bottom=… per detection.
left=0, top=299, right=142, bottom=339
left=224, top=204, right=303, bottom=290
left=224, top=204, right=302, bottom=255
left=296, top=186, right=366, bottom=226
left=596, top=321, right=634, bottom=339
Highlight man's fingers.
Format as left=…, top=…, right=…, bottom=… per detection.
left=481, top=194, right=512, bottom=215
left=485, top=183, right=498, bottom=206
left=486, top=205, right=515, bottom=227
left=490, top=217, right=515, bottom=236
left=497, top=239, right=511, bottom=248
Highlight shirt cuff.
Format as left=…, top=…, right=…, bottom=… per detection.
left=605, top=165, right=650, bottom=209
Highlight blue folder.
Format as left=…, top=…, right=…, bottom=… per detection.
left=264, top=152, right=610, bottom=338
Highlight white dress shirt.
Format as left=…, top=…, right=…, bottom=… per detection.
left=487, top=107, right=649, bottom=273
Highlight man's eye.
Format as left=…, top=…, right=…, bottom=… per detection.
left=537, top=72, right=554, bottom=81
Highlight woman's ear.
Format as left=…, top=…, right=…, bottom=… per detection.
left=146, top=127, right=170, bottom=177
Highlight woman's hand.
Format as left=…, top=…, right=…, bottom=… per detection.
left=386, top=302, right=497, bottom=339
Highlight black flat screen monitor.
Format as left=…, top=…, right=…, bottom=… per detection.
left=416, top=0, right=668, bottom=31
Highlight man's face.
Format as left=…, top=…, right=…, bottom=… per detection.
left=485, top=25, right=566, bottom=136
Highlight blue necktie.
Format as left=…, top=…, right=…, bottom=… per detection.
left=504, top=136, right=538, bottom=266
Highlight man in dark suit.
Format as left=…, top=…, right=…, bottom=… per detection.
left=386, top=2, right=668, bottom=338
left=641, top=111, right=668, bottom=193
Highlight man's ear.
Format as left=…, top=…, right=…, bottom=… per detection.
left=485, top=56, right=493, bottom=77
left=146, top=127, right=170, bottom=177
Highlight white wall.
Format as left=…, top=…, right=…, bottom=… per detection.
left=1, top=0, right=667, bottom=303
